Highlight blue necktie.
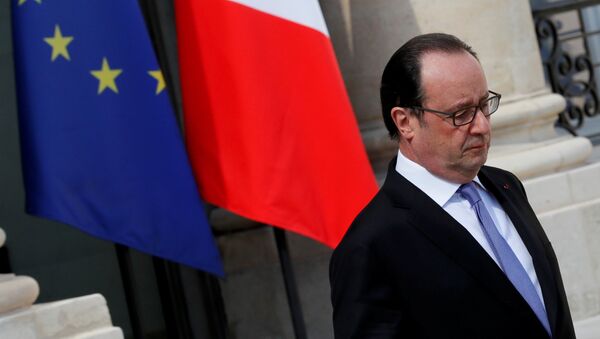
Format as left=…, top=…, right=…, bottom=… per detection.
left=459, top=182, right=551, bottom=336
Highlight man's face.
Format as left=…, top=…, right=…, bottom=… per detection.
left=401, top=51, right=491, bottom=183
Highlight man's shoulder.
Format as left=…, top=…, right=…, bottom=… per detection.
left=480, top=164, right=519, bottom=180
left=334, top=186, right=413, bottom=252
left=479, top=165, right=528, bottom=199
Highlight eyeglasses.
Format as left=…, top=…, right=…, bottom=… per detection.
left=409, top=90, right=501, bottom=126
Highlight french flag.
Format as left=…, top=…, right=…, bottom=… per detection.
left=175, top=0, right=377, bottom=247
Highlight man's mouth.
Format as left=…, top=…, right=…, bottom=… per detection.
left=464, top=143, right=487, bottom=152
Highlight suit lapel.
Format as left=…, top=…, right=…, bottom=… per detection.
left=382, top=160, right=532, bottom=312
left=478, top=168, right=559, bottom=335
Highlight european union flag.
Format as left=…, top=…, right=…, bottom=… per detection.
left=12, top=0, right=223, bottom=276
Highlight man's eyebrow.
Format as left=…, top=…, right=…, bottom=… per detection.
left=448, top=93, right=490, bottom=111
left=447, top=98, right=475, bottom=111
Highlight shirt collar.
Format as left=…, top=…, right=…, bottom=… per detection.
left=395, top=150, right=483, bottom=207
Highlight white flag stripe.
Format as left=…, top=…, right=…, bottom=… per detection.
left=227, top=0, right=329, bottom=36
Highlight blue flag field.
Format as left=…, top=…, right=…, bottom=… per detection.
left=12, top=0, right=223, bottom=276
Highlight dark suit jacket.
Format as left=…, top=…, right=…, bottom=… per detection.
left=330, top=158, right=575, bottom=339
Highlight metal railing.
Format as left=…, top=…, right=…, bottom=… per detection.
left=533, top=0, right=600, bottom=136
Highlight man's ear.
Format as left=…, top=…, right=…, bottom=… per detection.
left=391, top=107, right=414, bottom=139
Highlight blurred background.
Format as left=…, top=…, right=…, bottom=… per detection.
left=2, top=0, right=600, bottom=338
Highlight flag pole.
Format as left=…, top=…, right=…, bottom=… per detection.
left=115, top=245, right=144, bottom=339
left=273, top=227, right=308, bottom=339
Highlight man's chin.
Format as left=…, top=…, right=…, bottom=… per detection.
left=464, top=146, right=488, bottom=158
left=464, top=153, right=488, bottom=171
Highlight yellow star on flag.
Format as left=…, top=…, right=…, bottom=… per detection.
left=148, top=70, right=166, bottom=95
left=19, top=0, right=42, bottom=5
left=44, top=25, right=74, bottom=61
left=90, top=58, right=122, bottom=94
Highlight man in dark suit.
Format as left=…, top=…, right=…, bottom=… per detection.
left=330, top=33, right=575, bottom=338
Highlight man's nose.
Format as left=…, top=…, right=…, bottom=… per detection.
left=469, top=110, right=491, bottom=134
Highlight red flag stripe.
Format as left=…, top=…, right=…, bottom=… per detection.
left=176, top=0, right=377, bottom=247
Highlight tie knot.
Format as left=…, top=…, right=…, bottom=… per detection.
left=459, top=182, right=481, bottom=206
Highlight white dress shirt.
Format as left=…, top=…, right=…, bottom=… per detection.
left=395, top=150, right=546, bottom=307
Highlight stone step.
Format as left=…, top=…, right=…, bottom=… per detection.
left=575, top=314, right=600, bottom=339
left=0, top=294, right=122, bottom=339
left=67, top=327, right=124, bottom=339
left=523, top=161, right=600, bottom=214
left=487, top=136, right=592, bottom=180
left=535, top=196, right=600, bottom=326
left=519, top=161, right=600, bottom=333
